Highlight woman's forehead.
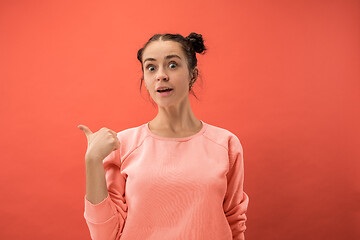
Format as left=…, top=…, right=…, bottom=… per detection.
left=142, top=41, right=184, bottom=60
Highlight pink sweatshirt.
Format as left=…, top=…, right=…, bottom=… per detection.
left=84, top=120, right=249, bottom=240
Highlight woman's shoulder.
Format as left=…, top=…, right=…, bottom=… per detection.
left=114, top=123, right=149, bottom=152
left=203, top=121, right=243, bottom=152
left=116, top=122, right=148, bottom=141
left=204, top=121, right=240, bottom=140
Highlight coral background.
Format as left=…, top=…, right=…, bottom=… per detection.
left=0, top=0, right=359, bottom=239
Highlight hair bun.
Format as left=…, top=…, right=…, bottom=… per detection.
left=186, top=32, right=207, bottom=54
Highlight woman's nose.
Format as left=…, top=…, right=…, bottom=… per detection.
left=156, top=67, right=169, bottom=81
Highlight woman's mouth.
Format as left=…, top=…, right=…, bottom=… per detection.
left=157, top=88, right=173, bottom=96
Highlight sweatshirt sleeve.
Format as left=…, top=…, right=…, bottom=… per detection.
left=223, top=135, right=249, bottom=240
left=84, top=147, right=128, bottom=240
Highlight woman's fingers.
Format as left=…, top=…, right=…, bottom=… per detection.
left=78, top=125, right=93, bottom=139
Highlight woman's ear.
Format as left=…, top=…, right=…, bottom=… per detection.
left=191, top=67, right=199, bottom=81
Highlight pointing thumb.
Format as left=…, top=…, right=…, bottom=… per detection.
left=78, top=124, right=93, bottom=138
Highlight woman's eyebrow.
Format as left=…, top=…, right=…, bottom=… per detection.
left=165, top=55, right=181, bottom=61
left=143, top=58, right=156, bottom=64
left=144, top=55, right=181, bottom=64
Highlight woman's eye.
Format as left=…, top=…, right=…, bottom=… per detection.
left=147, top=66, right=155, bottom=71
left=169, top=63, right=177, bottom=69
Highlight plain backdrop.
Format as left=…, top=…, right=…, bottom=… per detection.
left=0, top=0, right=359, bottom=239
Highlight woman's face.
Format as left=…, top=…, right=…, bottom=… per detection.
left=142, top=40, right=197, bottom=107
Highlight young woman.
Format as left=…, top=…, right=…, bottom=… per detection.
left=78, top=32, right=249, bottom=240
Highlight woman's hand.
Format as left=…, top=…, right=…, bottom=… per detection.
left=78, top=125, right=120, bottom=163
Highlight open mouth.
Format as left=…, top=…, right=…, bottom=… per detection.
left=157, top=88, right=173, bottom=93
left=157, top=88, right=173, bottom=96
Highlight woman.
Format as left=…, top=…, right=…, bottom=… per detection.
left=78, top=32, right=249, bottom=240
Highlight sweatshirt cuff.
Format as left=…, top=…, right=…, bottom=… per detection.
left=84, top=193, right=117, bottom=223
